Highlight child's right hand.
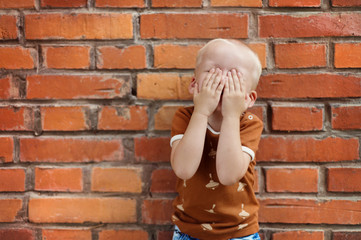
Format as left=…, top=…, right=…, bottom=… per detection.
left=193, top=68, right=225, bottom=117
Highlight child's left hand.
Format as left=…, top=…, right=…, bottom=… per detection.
left=221, top=69, right=251, bottom=118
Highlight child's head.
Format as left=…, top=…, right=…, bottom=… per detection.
left=192, top=39, right=262, bottom=93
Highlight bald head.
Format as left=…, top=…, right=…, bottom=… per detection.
left=195, top=39, right=262, bottom=91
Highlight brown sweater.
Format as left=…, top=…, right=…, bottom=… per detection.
left=170, top=106, right=263, bottom=240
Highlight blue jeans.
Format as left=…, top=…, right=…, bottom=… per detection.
left=172, top=226, right=261, bottom=240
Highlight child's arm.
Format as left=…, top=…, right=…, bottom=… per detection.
left=171, top=69, right=224, bottom=180
left=216, top=70, right=253, bottom=185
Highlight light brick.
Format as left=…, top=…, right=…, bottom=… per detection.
left=29, top=198, right=136, bottom=223
left=0, top=0, right=35, bottom=8
left=0, top=137, right=14, bottom=163
left=332, top=0, right=361, bottom=7
left=0, top=169, right=26, bottom=192
left=257, top=74, right=361, bottom=99
left=92, top=167, right=142, bottom=193
left=141, top=13, right=248, bottom=39
left=266, top=168, right=318, bottom=193
left=25, top=13, right=133, bottom=39
left=98, top=230, right=148, bottom=240
left=42, top=229, right=91, bottom=240
left=328, top=168, right=361, bottom=192
left=0, top=46, right=36, bottom=69
left=0, top=199, right=22, bottom=222
left=20, top=138, right=124, bottom=163
left=269, top=0, right=321, bottom=7
left=272, top=105, right=323, bottom=131
left=98, top=105, right=148, bottom=130
left=211, top=0, right=262, bottom=7
left=41, top=106, right=89, bottom=131
left=97, top=45, right=146, bottom=69
left=259, top=13, right=361, bottom=38
left=331, top=105, right=361, bottom=130
left=41, top=0, right=87, bottom=7
left=137, top=73, right=192, bottom=100
left=275, top=43, right=326, bottom=68
left=334, top=43, right=361, bottom=68
left=26, top=75, right=130, bottom=100
left=43, top=46, right=90, bottom=69
left=152, top=0, right=202, bottom=7
left=257, top=137, right=359, bottom=162
left=0, top=107, right=33, bottom=131
left=35, top=168, right=83, bottom=192
left=95, top=0, right=145, bottom=7
left=0, top=15, right=17, bottom=39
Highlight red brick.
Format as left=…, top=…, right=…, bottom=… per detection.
left=91, top=167, right=142, bottom=193
left=153, top=44, right=201, bottom=69
left=0, top=229, right=34, bottom=240
left=269, top=0, right=321, bottom=7
left=152, top=0, right=202, bottom=7
left=26, top=75, right=130, bottom=100
left=0, top=137, right=14, bottom=163
left=328, top=168, right=361, bottom=192
left=137, top=73, right=192, bottom=100
left=25, top=13, right=133, bottom=39
left=29, top=198, right=136, bottom=223
left=0, top=199, right=22, bottom=222
left=98, top=230, right=148, bottom=240
left=97, top=45, right=146, bottom=69
left=155, top=105, right=181, bottom=130
left=151, top=169, right=177, bottom=193
left=332, top=0, right=361, bottom=7
left=332, top=105, right=361, bottom=130
left=211, top=0, right=262, bottom=7
left=257, top=74, right=361, bottom=99
left=35, top=168, right=83, bottom=192
left=0, top=107, right=33, bottom=131
left=273, top=231, right=324, bottom=240
left=142, top=199, right=173, bottom=224
left=96, top=0, right=145, bottom=7
left=0, top=46, right=36, bottom=69
left=259, top=13, right=361, bottom=38
left=98, top=105, right=148, bottom=130
left=248, top=43, right=267, bottom=69
left=41, top=106, right=89, bottom=131
left=0, top=15, right=17, bottom=39
left=0, top=0, right=35, bottom=8
left=275, top=43, right=326, bottom=68
left=259, top=199, right=361, bottom=224
left=43, top=46, right=90, bottom=69
left=158, top=231, right=174, bottom=240
left=272, top=105, right=323, bottom=131
left=0, top=169, right=25, bottom=192
left=42, top=229, right=91, bottom=240
left=20, top=138, right=124, bottom=163
left=257, top=137, right=359, bottom=162
left=135, top=137, right=171, bottom=162
left=334, top=43, right=361, bottom=68
left=266, top=168, right=318, bottom=193
left=0, top=76, right=19, bottom=100
left=141, top=13, right=248, bottom=39
left=41, top=0, right=86, bottom=7
left=333, top=232, right=361, bottom=240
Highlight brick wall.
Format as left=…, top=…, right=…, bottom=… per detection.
left=0, top=0, right=360, bottom=240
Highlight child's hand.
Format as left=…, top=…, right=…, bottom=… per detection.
left=193, top=68, right=224, bottom=117
left=221, top=69, right=251, bottom=118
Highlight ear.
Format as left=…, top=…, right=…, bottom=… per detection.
left=247, top=91, right=257, bottom=108
left=188, top=77, right=196, bottom=94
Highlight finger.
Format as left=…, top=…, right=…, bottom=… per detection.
left=193, top=82, right=199, bottom=97
left=215, top=77, right=225, bottom=95
left=201, top=69, right=213, bottom=89
left=228, top=72, right=235, bottom=92
left=205, top=68, right=219, bottom=89
left=211, top=69, right=222, bottom=90
left=223, top=76, right=229, bottom=95
left=232, top=69, right=241, bottom=92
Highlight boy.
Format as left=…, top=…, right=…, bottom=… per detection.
left=170, top=39, right=263, bottom=240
